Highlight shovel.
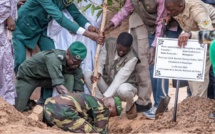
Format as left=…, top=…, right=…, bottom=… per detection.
left=155, top=20, right=171, bottom=117
left=155, top=79, right=171, bottom=117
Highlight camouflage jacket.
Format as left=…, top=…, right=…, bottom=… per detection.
left=44, top=93, right=109, bottom=134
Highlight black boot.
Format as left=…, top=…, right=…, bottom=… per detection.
left=135, top=102, right=152, bottom=112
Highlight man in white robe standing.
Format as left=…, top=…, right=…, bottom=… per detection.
left=0, top=0, right=17, bottom=105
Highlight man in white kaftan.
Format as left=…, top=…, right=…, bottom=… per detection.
left=0, top=0, right=17, bottom=105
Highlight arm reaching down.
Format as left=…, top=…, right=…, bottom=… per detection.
left=103, top=57, right=138, bottom=97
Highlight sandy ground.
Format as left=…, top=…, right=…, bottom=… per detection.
left=0, top=82, right=214, bottom=134
left=109, top=83, right=215, bottom=134
left=0, top=97, right=71, bottom=134
left=109, top=82, right=189, bottom=133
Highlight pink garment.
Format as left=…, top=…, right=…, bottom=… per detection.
left=0, top=0, right=17, bottom=105
left=110, top=0, right=134, bottom=27
left=110, top=0, right=167, bottom=47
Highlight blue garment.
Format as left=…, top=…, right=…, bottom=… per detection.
left=202, top=0, right=215, bottom=5
left=148, top=27, right=182, bottom=107
left=148, top=34, right=169, bottom=107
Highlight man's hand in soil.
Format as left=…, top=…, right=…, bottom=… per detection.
left=147, top=47, right=155, bottom=65
left=88, top=25, right=99, bottom=33
left=91, top=73, right=101, bottom=83
left=55, top=85, right=69, bottom=94
left=178, top=32, right=191, bottom=48
left=83, top=31, right=104, bottom=44
left=6, top=16, right=16, bottom=31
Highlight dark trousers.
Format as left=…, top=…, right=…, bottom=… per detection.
left=148, top=27, right=182, bottom=107
left=15, top=74, right=75, bottom=111
left=13, top=29, right=55, bottom=100
left=208, top=66, right=215, bottom=99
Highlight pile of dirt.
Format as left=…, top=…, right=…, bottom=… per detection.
left=0, top=95, right=214, bottom=133
left=110, top=97, right=215, bottom=133
left=0, top=98, right=69, bottom=134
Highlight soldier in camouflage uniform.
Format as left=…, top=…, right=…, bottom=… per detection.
left=15, top=41, right=87, bottom=112
left=43, top=93, right=122, bottom=134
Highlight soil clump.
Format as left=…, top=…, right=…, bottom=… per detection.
left=0, top=98, right=69, bottom=134
left=110, top=97, right=215, bottom=133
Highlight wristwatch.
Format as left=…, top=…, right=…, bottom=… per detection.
left=186, top=31, right=192, bottom=39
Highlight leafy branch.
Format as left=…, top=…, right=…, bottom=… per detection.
left=80, top=0, right=125, bottom=18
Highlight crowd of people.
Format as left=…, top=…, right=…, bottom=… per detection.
left=0, top=0, right=215, bottom=133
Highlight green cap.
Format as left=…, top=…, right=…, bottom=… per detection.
left=210, top=39, right=215, bottom=74
left=68, top=41, right=87, bottom=60
left=113, top=97, right=122, bottom=116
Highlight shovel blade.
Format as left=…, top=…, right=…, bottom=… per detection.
left=156, top=96, right=171, bottom=116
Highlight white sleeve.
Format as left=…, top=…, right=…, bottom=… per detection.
left=103, top=57, right=138, bottom=97
left=76, top=27, right=86, bottom=35
left=84, top=22, right=91, bottom=30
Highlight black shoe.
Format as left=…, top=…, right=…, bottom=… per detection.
left=135, top=102, right=152, bottom=113
left=209, top=113, right=215, bottom=119
left=23, top=100, right=37, bottom=111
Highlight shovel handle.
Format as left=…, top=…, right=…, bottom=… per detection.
left=173, top=80, right=180, bottom=122
left=161, top=79, right=167, bottom=96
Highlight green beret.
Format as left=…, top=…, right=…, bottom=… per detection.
left=210, top=39, right=215, bottom=73
left=68, top=41, right=87, bottom=60
left=113, top=97, right=122, bottom=116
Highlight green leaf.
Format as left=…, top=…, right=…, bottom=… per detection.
left=96, top=9, right=102, bottom=20
left=94, top=5, right=101, bottom=10
left=107, top=0, right=113, bottom=6
left=81, top=3, right=92, bottom=12
left=91, top=5, right=95, bottom=15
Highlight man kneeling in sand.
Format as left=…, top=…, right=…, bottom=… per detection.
left=15, top=41, right=87, bottom=111
left=29, top=93, right=122, bottom=133
left=85, top=32, right=138, bottom=119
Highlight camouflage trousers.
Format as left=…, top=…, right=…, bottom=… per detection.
left=43, top=98, right=106, bottom=133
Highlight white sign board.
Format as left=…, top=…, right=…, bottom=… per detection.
left=153, top=38, right=207, bottom=82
